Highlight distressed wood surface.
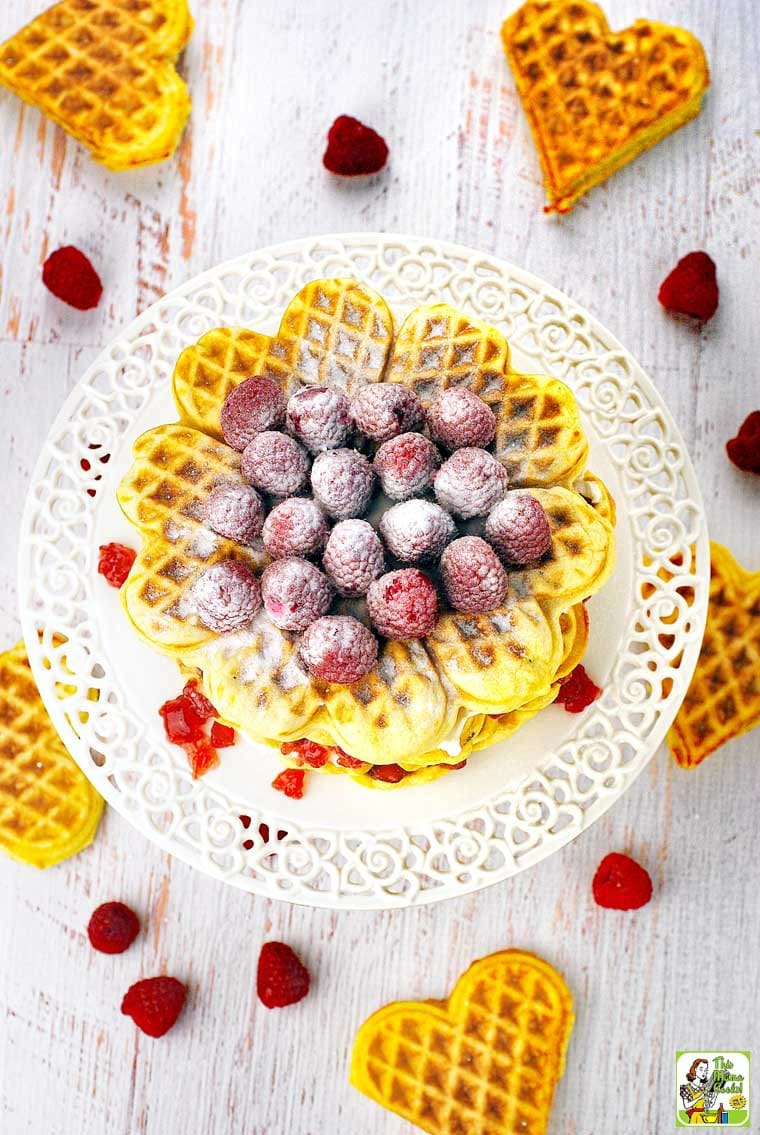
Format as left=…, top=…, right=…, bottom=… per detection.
left=1, top=2, right=759, bottom=1133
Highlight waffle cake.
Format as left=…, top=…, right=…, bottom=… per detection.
left=0, top=0, right=193, bottom=170
left=117, top=277, right=615, bottom=786
left=502, top=0, right=709, bottom=213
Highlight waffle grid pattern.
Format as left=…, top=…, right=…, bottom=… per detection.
left=172, top=327, right=272, bottom=438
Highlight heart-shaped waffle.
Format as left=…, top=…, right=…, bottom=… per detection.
left=351, top=949, right=574, bottom=1135
left=0, top=0, right=193, bottom=170
left=501, top=0, right=709, bottom=213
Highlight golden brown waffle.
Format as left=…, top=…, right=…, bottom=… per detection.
left=502, top=0, right=709, bottom=213
left=0, top=641, right=103, bottom=868
left=668, top=542, right=760, bottom=769
left=173, top=328, right=272, bottom=439
left=0, top=0, right=193, bottom=170
left=351, top=949, right=574, bottom=1135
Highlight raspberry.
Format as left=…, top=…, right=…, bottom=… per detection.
left=210, top=721, right=236, bottom=747
left=351, top=384, right=423, bottom=442
left=367, top=568, right=438, bottom=639
left=658, top=251, right=719, bottom=321
left=299, top=615, right=378, bottom=684
left=184, top=735, right=220, bottom=778
left=42, top=246, right=103, bottom=310
left=242, top=431, right=310, bottom=497
left=257, top=941, right=311, bottom=1008
left=485, top=493, right=552, bottom=564
left=87, top=901, right=140, bottom=954
left=261, top=557, right=333, bottom=631
left=220, top=376, right=286, bottom=451
left=323, top=115, right=389, bottom=176
left=262, top=497, right=329, bottom=559
left=380, top=499, right=456, bottom=563
left=427, top=387, right=496, bottom=450
left=374, top=433, right=441, bottom=500
left=322, top=518, right=384, bottom=596
left=726, top=411, right=760, bottom=474
left=434, top=447, right=509, bottom=518
left=272, top=767, right=306, bottom=799
left=194, top=560, right=262, bottom=633
left=182, top=679, right=217, bottom=721
left=204, top=483, right=265, bottom=544
left=368, top=764, right=408, bottom=783
left=121, top=976, right=187, bottom=1038
left=555, top=664, right=601, bottom=713
left=286, top=385, right=351, bottom=453
left=98, top=542, right=136, bottom=589
left=281, top=739, right=332, bottom=768
left=592, top=852, right=653, bottom=911
left=440, top=536, right=508, bottom=613
left=311, top=448, right=375, bottom=519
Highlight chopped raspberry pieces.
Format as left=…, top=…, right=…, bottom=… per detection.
left=87, top=901, right=140, bottom=954
left=43, top=245, right=103, bottom=311
left=368, top=763, right=408, bottom=783
left=323, top=115, right=389, bottom=177
left=121, top=976, right=187, bottom=1038
left=98, top=542, right=136, bottom=589
left=658, top=251, right=719, bottom=321
left=555, top=664, right=601, bottom=713
left=182, top=679, right=217, bottom=722
left=210, top=721, right=236, bottom=748
left=257, top=941, right=311, bottom=1009
left=592, top=852, right=653, bottom=911
left=726, top=411, right=760, bottom=474
left=272, top=767, right=307, bottom=798
left=336, top=753, right=365, bottom=769
left=443, top=759, right=468, bottom=771
left=159, top=694, right=203, bottom=744
left=281, top=739, right=331, bottom=768
left=184, top=735, right=220, bottom=779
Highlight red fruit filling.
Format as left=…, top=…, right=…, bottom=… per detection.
left=159, top=694, right=203, bottom=744
left=272, top=767, right=307, bottom=798
left=184, top=736, right=219, bottom=779
left=211, top=721, right=236, bottom=748
left=97, top=542, right=136, bottom=589
left=368, top=763, right=408, bottom=783
left=555, top=664, right=601, bottom=713
left=183, top=679, right=217, bottom=722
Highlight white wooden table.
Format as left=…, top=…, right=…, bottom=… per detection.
left=1, top=2, right=758, bottom=1132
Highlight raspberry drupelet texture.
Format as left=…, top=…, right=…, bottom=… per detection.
left=286, top=385, right=351, bottom=453
left=194, top=560, right=262, bottom=633
left=42, top=246, right=103, bottom=310
left=351, top=384, right=424, bottom=443
left=242, top=431, right=310, bottom=497
left=311, top=448, right=375, bottom=519
left=427, top=387, right=497, bottom=450
left=121, top=976, right=187, bottom=1038
left=299, top=615, right=378, bottom=684
left=434, top=447, right=509, bottom=519
left=261, top=557, right=334, bottom=631
left=322, top=115, right=389, bottom=177
left=322, top=518, right=385, bottom=596
left=204, top=482, right=265, bottom=544
left=220, top=376, right=286, bottom=451
left=485, top=493, right=552, bottom=564
left=87, top=901, right=140, bottom=954
left=379, top=499, right=456, bottom=563
left=367, top=568, right=439, bottom=640
left=440, top=536, right=508, bottom=614
left=262, top=497, right=329, bottom=559
left=658, top=251, right=718, bottom=322
left=257, top=941, right=311, bottom=1008
left=374, top=432, right=441, bottom=500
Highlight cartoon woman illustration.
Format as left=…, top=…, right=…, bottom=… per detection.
left=680, top=1058, right=717, bottom=1124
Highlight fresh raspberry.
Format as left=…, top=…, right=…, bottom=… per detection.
left=210, top=722, right=236, bottom=747
left=272, top=767, right=306, bottom=799
left=98, top=542, right=136, bottom=589
left=262, top=497, right=329, bottom=559
left=299, top=615, right=378, bottom=684
left=322, top=518, right=385, bottom=596
left=440, top=536, right=508, bottom=613
left=257, top=941, right=311, bottom=1008
left=555, top=664, right=601, bottom=713
left=658, top=251, right=719, bottom=321
left=281, top=739, right=332, bottom=768
left=220, top=376, right=286, bottom=451
left=311, top=448, right=375, bottom=519
left=194, top=560, right=262, bottom=633
left=374, top=433, right=441, bottom=500
left=121, top=977, right=187, bottom=1038
left=368, top=764, right=408, bottom=783
left=434, top=447, right=509, bottom=519
left=184, top=735, right=220, bottom=779
left=87, top=901, right=140, bottom=954
left=323, top=115, right=389, bottom=176
left=427, top=387, right=496, bottom=450
left=42, top=246, right=103, bottom=310
left=242, top=431, right=310, bottom=497
left=261, top=557, right=334, bottom=631
left=380, top=499, right=456, bottom=563
left=485, top=493, right=552, bottom=564
left=726, top=411, right=760, bottom=474
left=592, top=852, right=653, bottom=911
left=204, top=483, right=265, bottom=544
left=182, top=679, right=217, bottom=721
left=286, top=386, right=351, bottom=453
left=367, top=568, right=438, bottom=639
left=351, top=384, right=423, bottom=442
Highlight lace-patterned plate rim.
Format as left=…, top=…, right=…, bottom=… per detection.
left=17, top=233, right=709, bottom=910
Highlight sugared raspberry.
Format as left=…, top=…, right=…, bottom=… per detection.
left=427, top=387, right=496, bottom=450
left=299, top=615, right=378, bottom=684
left=286, top=386, right=350, bottom=453
left=98, top=542, right=136, bottom=589
left=257, top=941, right=311, bottom=1008
left=220, top=376, right=286, bottom=451
left=485, top=493, right=552, bottom=564
left=262, top=497, right=329, bottom=559
left=374, top=433, right=441, bottom=500
left=261, top=557, right=334, bottom=631
left=194, top=560, right=262, bottom=632
left=367, top=568, right=439, bottom=639
left=42, top=245, right=103, bottom=310
left=434, top=447, right=508, bottom=518
left=379, top=499, right=455, bottom=562
left=323, top=115, right=389, bottom=177
left=351, top=385, right=423, bottom=442
left=311, top=448, right=375, bottom=519
left=440, top=536, right=508, bottom=613
left=87, top=901, right=140, bottom=954
left=322, top=519, right=384, bottom=596
left=204, top=483, right=264, bottom=544
left=121, top=976, right=187, bottom=1038
left=242, top=431, right=310, bottom=497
